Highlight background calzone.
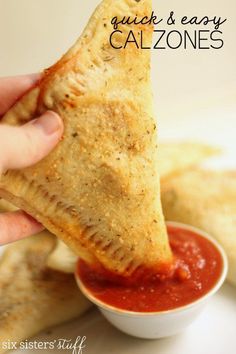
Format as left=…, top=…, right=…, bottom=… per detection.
left=0, top=0, right=172, bottom=275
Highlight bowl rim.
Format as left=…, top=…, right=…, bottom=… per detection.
left=75, top=221, right=228, bottom=318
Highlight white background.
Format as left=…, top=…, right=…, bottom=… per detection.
left=0, top=1, right=235, bottom=353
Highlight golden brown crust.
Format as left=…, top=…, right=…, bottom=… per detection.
left=161, top=169, right=236, bottom=286
left=0, top=198, right=17, bottom=212
left=0, top=232, right=91, bottom=348
left=0, top=0, right=172, bottom=275
left=158, top=142, right=220, bottom=181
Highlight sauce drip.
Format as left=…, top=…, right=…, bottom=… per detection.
left=77, top=226, right=223, bottom=312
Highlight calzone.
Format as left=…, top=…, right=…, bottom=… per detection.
left=0, top=0, right=172, bottom=275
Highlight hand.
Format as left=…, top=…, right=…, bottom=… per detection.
left=0, top=74, right=64, bottom=245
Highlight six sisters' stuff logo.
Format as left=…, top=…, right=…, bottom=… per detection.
left=109, top=11, right=227, bottom=50
left=0, top=336, right=87, bottom=354
left=57, top=336, right=86, bottom=354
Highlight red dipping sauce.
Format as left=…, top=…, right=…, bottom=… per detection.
left=77, top=225, right=223, bottom=312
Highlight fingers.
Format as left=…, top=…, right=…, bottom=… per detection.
left=0, top=111, right=64, bottom=173
left=0, top=74, right=41, bottom=116
left=0, top=210, right=44, bottom=245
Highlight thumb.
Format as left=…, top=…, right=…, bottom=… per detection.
left=0, top=111, right=64, bottom=173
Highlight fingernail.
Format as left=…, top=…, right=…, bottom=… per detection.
left=34, top=111, right=62, bottom=135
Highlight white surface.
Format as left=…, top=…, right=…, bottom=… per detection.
left=0, top=0, right=235, bottom=353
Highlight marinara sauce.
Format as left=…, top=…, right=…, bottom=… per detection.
left=77, top=225, right=223, bottom=312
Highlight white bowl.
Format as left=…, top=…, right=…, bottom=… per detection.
left=75, top=222, right=228, bottom=339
